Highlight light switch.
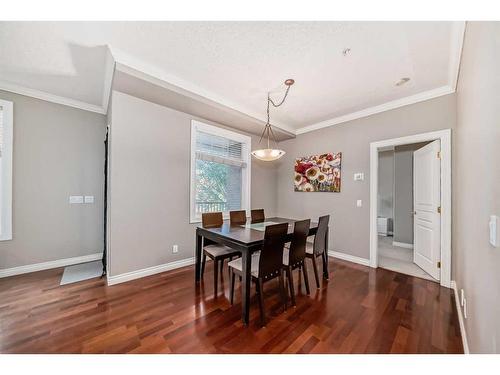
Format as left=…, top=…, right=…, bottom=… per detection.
left=69, top=195, right=83, bottom=204
left=490, top=215, right=499, bottom=247
left=354, top=173, right=364, bottom=181
left=84, top=196, right=95, bottom=204
left=356, top=199, right=362, bottom=207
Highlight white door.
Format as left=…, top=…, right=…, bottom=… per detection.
left=413, top=140, right=441, bottom=280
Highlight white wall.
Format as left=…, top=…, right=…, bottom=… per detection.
left=107, top=90, right=278, bottom=277
left=377, top=150, right=394, bottom=220
left=0, top=90, right=106, bottom=271
left=453, top=22, right=500, bottom=353
left=275, top=94, right=456, bottom=260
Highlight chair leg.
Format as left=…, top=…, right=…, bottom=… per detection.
left=230, top=269, right=236, bottom=305
left=256, top=278, right=266, bottom=326
left=302, top=261, right=310, bottom=295
left=219, top=258, right=224, bottom=277
left=278, top=271, right=287, bottom=311
left=286, top=266, right=296, bottom=307
left=213, top=259, right=219, bottom=298
left=201, top=253, right=207, bottom=277
left=311, top=255, right=320, bottom=289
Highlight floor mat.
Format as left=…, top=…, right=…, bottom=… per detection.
left=60, top=261, right=103, bottom=285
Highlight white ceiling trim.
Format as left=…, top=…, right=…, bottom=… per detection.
left=0, top=80, right=106, bottom=114
left=449, top=21, right=467, bottom=91
left=295, top=85, right=454, bottom=135
left=108, top=45, right=297, bottom=135
left=295, top=21, right=466, bottom=135
left=101, top=47, right=116, bottom=115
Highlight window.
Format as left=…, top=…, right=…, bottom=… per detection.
left=190, top=120, right=251, bottom=223
left=0, top=99, right=13, bottom=241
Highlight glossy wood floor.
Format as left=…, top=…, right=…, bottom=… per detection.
left=0, top=258, right=463, bottom=354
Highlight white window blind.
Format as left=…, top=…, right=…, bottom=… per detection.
left=190, top=121, right=251, bottom=222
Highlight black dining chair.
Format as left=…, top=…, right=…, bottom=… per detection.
left=250, top=209, right=265, bottom=223
left=282, top=219, right=311, bottom=306
left=201, top=212, right=241, bottom=298
left=305, top=215, right=330, bottom=289
left=229, top=210, right=247, bottom=225
left=228, top=222, right=288, bottom=326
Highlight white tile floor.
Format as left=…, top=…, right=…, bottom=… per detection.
left=378, top=236, right=437, bottom=282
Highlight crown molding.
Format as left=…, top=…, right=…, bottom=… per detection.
left=0, top=80, right=106, bottom=114
left=296, top=85, right=455, bottom=135
left=109, top=45, right=297, bottom=136
left=449, top=21, right=466, bottom=91
left=101, top=45, right=116, bottom=114
left=295, top=21, right=466, bottom=136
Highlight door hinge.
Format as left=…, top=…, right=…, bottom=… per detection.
left=437, top=206, right=441, bottom=214
left=437, top=261, right=441, bottom=269
left=437, top=151, right=441, bottom=159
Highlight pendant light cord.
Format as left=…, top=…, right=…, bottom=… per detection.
left=258, top=83, right=292, bottom=148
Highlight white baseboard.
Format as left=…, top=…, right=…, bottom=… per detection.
left=0, top=253, right=103, bottom=278
left=107, top=257, right=195, bottom=286
left=451, top=280, right=470, bottom=354
left=392, top=241, right=414, bottom=249
left=328, top=250, right=370, bottom=267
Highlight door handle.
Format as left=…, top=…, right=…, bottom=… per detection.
left=411, top=211, right=417, bottom=215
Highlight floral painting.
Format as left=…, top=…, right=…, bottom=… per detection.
left=294, top=152, right=342, bottom=192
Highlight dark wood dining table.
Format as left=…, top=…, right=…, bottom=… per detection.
left=195, top=216, right=329, bottom=325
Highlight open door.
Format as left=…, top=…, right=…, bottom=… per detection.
left=413, top=140, right=441, bottom=280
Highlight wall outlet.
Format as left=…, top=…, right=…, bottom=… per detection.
left=356, top=199, right=362, bottom=207
left=69, top=195, right=84, bottom=204
left=172, top=245, right=179, bottom=254
left=460, top=289, right=465, bottom=306
left=84, top=195, right=95, bottom=204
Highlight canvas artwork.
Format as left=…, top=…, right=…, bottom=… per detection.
left=294, top=152, right=342, bottom=192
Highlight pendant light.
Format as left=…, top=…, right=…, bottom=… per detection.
left=251, top=79, right=294, bottom=161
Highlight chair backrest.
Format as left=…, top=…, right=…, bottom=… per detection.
left=229, top=210, right=247, bottom=225
left=258, top=222, right=289, bottom=280
left=201, top=212, right=223, bottom=228
left=313, top=215, right=330, bottom=255
left=288, top=219, right=311, bottom=266
left=251, top=209, right=265, bottom=223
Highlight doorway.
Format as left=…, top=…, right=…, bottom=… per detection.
left=376, top=141, right=438, bottom=281
left=369, top=129, right=452, bottom=288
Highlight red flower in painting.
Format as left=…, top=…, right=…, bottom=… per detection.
left=295, top=162, right=313, bottom=175
left=326, top=153, right=334, bottom=161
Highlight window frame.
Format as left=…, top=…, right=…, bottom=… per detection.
left=190, top=120, right=251, bottom=224
left=0, top=99, right=13, bottom=241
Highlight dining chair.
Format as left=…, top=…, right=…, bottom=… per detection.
left=282, top=219, right=311, bottom=306
left=201, top=212, right=241, bottom=298
left=305, top=215, right=330, bottom=289
left=250, top=209, right=265, bottom=223
left=228, top=222, right=288, bottom=326
left=229, top=210, right=247, bottom=225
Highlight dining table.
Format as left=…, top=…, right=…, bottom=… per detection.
left=195, top=216, right=329, bottom=325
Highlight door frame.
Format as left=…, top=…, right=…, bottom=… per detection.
left=369, top=129, right=451, bottom=288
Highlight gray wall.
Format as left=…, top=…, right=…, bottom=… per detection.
left=377, top=150, right=394, bottom=221
left=453, top=22, right=500, bottom=353
left=0, top=90, right=106, bottom=270
left=108, top=90, right=278, bottom=276
left=276, top=94, right=456, bottom=259
left=393, top=142, right=429, bottom=244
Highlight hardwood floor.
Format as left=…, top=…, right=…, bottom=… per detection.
left=0, top=257, right=463, bottom=354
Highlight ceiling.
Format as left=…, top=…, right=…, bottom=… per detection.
left=0, top=22, right=464, bottom=136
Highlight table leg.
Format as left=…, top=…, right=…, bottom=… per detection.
left=195, top=230, right=202, bottom=282
left=241, top=250, right=251, bottom=325
left=322, top=230, right=329, bottom=280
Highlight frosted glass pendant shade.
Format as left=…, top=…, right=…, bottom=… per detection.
left=251, top=148, right=286, bottom=161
